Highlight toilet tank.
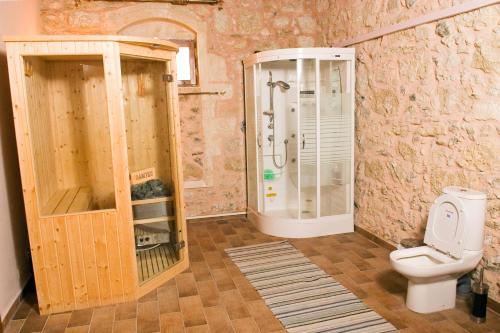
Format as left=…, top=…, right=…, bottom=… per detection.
left=443, top=186, right=487, bottom=251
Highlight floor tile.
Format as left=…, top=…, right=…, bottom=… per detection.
left=64, top=325, right=89, bottom=333
left=158, top=284, right=180, bottom=314
left=4, top=319, right=25, bottom=333
left=88, top=306, right=114, bottom=333
left=13, top=301, right=35, bottom=320
left=211, top=269, right=236, bottom=292
left=204, top=306, right=234, bottom=333
left=20, top=310, right=48, bottom=333
left=114, top=302, right=137, bottom=321
left=230, top=317, right=260, bottom=333
left=196, top=280, right=220, bottom=308
left=179, top=296, right=206, bottom=328
left=67, top=309, right=93, bottom=328
left=246, top=300, right=283, bottom=332
left=175, top=273, right=198, bottom=298
left=159, top=312, right=184, bottom=333
left=113, top=319, right=137, bottom=333
left=42, top=313, right=71, bottom=333
left=136, top=301, right=160, bottom=333
left=219, top=290, right=250, bottom=320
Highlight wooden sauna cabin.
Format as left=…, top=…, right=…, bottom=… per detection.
left=5, top=35, right=188, bottom=314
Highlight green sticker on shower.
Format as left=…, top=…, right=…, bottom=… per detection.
left=263, top=169, right=275, bottom=181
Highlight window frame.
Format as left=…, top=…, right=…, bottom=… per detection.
left=170, top=39, right=199, bottom=87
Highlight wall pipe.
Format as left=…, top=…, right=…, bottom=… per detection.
left=97, top=0, right=221, bottom=5
left=333, top=0, right=499, bottom=47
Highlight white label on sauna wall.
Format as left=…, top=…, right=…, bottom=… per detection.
left=131, top=167, right=156, bottom=185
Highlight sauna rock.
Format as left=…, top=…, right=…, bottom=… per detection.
left=131, top=179, right=170, bottom=200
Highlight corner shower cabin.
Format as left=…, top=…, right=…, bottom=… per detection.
left=244, top=48, right=355, bottom=238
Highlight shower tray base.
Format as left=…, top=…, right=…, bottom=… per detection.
left=247, top=207, right=353, bottom=238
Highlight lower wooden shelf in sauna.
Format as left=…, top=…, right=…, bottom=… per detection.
left=42, top=187, right=93, bottom=215
left=135, top=240, right=180, bottom=283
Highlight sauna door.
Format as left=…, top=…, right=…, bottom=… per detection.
left=120, top=56, right=185, bottom=285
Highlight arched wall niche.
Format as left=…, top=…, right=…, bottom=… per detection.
left=108, top=6, right=210, bottom=89
left=119, top=18, right=199, bottom=86
left=118, top=18, right=197, bottom=41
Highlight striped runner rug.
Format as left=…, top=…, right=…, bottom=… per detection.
left=225, top=241, right=398, bottom=333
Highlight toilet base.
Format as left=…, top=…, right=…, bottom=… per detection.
left=406, top=279, right=457, bottom=313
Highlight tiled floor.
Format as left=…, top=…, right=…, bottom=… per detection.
left=4, top=216, right=500, bottom=333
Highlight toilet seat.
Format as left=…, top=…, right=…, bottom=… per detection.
left=389, top=246, right=481, bottom=279
left=424, top=194, right=466, bottom=259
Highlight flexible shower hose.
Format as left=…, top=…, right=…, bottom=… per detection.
left=272, top=137, right=288, bottom=169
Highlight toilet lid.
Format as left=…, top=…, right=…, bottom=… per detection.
left=424, top=194, right=466, bottom=258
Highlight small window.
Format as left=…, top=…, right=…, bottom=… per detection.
left=171, top=39, right=198, bottom=86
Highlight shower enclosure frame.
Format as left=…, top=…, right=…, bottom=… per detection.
left=244, top=48, right=355, bottom=238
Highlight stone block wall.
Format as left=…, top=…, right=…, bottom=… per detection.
left=38, top=0, right=499, bottom=302
left=40, top=0, right=323, bottom=217
left=321, top=0, right=499, bottom=302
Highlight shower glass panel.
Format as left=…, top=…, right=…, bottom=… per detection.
left=298, top=59, right=317, bottom=219
left=320, top=61, right=352, bottom=216
left=258, top=60, right=298, bottom=219
left=244, top=48, right=355, bottom=238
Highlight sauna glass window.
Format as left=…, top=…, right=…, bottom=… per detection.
left=23, top=55, right=116, bottom=216
left=120, top=56, right=181, bottom=284
left=171, top=39, right=198, bottom=86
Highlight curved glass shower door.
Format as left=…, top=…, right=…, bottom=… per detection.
left=244, top=48, right=355, bottom=237
left=298, top=59, right=317, bottom=219
left=319, top=60, right=352, bottom=217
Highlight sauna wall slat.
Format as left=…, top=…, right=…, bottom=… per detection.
left=40, top=217, right=64, bottom=311
left=79, top=213, right=101, bottom=308
left=92, top=214, right=113, bottom=304
left=53, top=216, right=76, bottom=309
left=65, top=214, right=89, bottom=308
left=104, top=211, right=125, bottom=301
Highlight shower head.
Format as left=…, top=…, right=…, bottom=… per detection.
left=275, top=81, right=290, bottom=90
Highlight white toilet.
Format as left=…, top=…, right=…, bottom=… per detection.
left=390, top=186, right=486, bottom=314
